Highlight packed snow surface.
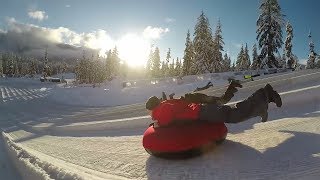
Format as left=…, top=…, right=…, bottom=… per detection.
left=1, top=69, right=320, bottom=180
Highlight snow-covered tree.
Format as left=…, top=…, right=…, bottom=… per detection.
left=146, top=48, right=153, bottom=77
left=243, top=44, right=251, bottom=69
left=251, top=44, right=260, bottom=69
left=7, top=54, right=14, bottom=76
left=164, top=48, right=171, bottom=77
left=236, top=45, right=244, bottom=71
left=105, top=50, right=113, bottom=80
left=175, top=57, right=182, bottom=76
left=110, top=46, right=120, bottom=77
left=160, top=61, right=166, bottom=77
left=221, top=53, right=231, bottom=72
left=316, top=56, right=320, bottom=68
left=278, top=52, right=287, bottom=68
left=182, top=30, right=194, bottom=75
left=231, top=62, right=236, bottom=71
left=193, top=11, right=215, bottom=74
left=212, top=19, right=224, bottom=72
left=43, top=48, right=50, bottom=78
left=307, top=52, right=316, bottom=69
left=152, top=47, right=161, bottom=78
left=257, top=0, right=285, bottom=68
left=307, top=32, right=317, bottom=69
left=285, top=22, right=296, bottom=69
left=29, top=60, right=37, bottom=77
left=169, top=58, right=175, bottom=77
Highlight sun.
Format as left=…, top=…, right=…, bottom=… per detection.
left=117, top=34, right=150, bottom=67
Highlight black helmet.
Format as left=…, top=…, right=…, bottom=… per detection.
left=146, top=96, right=160, bottom=110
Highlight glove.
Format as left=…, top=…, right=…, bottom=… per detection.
left=160, top=92, right=175, bottom=101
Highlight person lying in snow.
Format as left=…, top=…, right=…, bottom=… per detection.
left=146, top=81, right=282, bottom=126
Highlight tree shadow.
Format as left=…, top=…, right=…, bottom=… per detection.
left=145, top=131, right=320, bottom=180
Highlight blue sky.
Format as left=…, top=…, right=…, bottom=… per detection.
left=0, top=0, right=319, bottom=65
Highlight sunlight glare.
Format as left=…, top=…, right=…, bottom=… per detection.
left=117, top=34, right=150, bottom=67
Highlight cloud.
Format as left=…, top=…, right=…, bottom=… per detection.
left=65, top=5, right=71, bottom=8
left=0, top=19, right=170, bottom=60
left=165, top=18, right=176, bottom=23
left=28, top=10, right=48, bottom=21
left=0, top=19, right=116, bottom=59
left=232, top=42, right=242, bottom=49
left=143, top=26, right=169, bottom=40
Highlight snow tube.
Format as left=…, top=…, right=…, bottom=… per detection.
left=143, top=121, right=227, bottom=159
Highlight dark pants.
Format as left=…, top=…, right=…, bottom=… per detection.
left=199, top=89, right=268, bottom=123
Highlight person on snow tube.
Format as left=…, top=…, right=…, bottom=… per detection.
left=146, top=82, right=282, bottom=127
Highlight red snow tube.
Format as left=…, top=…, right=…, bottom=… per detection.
left=143, top=121, right=227, bottom=159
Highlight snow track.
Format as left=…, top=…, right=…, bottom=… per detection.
left=3, top=117, right=320, bottom=180
left=1, top=69, right=320, bottom=179
left=0, top=86, right=50, bottom=103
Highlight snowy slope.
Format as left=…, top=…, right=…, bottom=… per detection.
left=3, top=116, right=320, bottom=180
left=1, top=69, right=320, bottom=180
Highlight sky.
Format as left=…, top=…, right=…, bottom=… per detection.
left=0, top=0, right=320, bottom=66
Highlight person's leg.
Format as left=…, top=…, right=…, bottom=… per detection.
left=199, top=84, right=282, bottom=123
left=184, top=80, right=243, bottom=105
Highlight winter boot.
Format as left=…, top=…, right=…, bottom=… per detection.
left=264, top=84, right=282, bottom=107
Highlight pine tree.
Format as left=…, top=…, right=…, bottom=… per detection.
left=285, top=22, right=295, bottom=69
left=243, top=44, right=251, bottom=70
left=29, top=60, right=37, bottom=77
left=160, top=61, right=166, bottom=77
left=175, top=57, right=182, bottom=76
left=169, top=58, right=175, bottom=76
left=278, top=52, right=287, bottom=68
left=43, top=48, right=50, bottom=78
left=105, top=50, right=113, bottom=80
left=257, top=0, right=285, bottom=68
left=222, top=53, right=231, bottom=72
left=307, top=32, right=317, bottom=69
left=236, top=45, right=244, bottom=71
left=7, top=54, right=14, bottom=76
left=231, top=62, right=236, bottom=71
left=152, top=47, right=161, bottom=78
left=111, top=46, right=120, bottom=77
left=182, top=30, right=194, bottom=76
left=146, top=48, right=153, bottom=78
left=316, top=56, right=320, bottom=68
left=212, top=19, right=224, bottom=72
left=165, top=48, right=171, bottom=77
left=251, top=44, right=260, bottom=70
left=307, top=53, right=316, bottom=69
left=193, top=11, right=214, bottom=74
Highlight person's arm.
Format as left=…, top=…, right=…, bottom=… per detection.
left=184, top=80, right=242, bottom=104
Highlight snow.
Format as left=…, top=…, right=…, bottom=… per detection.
left=1, top=69, right=320, bottom=180
left=49, top=72, right=237, bottom=107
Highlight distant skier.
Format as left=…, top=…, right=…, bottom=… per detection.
left=146, top=81, right=282, bottom=126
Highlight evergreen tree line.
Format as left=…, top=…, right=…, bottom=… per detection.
left=75, top=47, right=129, bottom=84
left=181, top=0, right=320, bottom=74
left=0, top=52, right=70, bottom=77
left=145, top=47, right=183, bottom=78
left=182, top=12, right=231, bottom=76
